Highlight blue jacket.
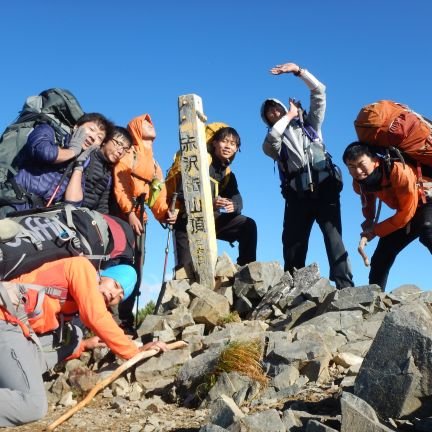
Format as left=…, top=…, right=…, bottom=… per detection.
left=13, top=124, right=72, bottom=208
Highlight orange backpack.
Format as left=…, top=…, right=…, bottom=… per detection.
left=354, top=100, right=432, bottom=166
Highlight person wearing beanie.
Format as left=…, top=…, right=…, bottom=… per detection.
left=261, top=61, right=354, bottom=290
left=0, top=256, right=167, bottom=426
left=171, top=123, right=257, bottom=271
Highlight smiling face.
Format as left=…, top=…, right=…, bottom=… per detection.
left=212, top=134, right=239, bottom=163
left=346, top=154, right=380, bottom=181
left=101, top=134, right=131, bottom=164
left=98, top=276, right=124, bottom=306
left=80, top=121, right=107, bottom=149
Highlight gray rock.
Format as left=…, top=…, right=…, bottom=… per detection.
left=215, top=253, right=237, bottom=278
left=266, top=338, right=330, bottom=369
left=204, top=371, right=253, bottom=406
left=281, top=409, right=303, bottom=430
left=306, top=419, right=339, bottom=431
left=176, top=348, right=222, bottom=392
left=188, top=283, right=231, bottom=327
left=204, top=321, right=267, bottom=349
left=298, top=310, right=364, bottom=333
left=272, top=365, right=300, bottom=390
left=283, top=299, right=317, bottom=330
left=159, top=279, right=191, bottom=311
left=234, top=294, right=254, bottom=317
left=135, top=347, right=191, bottom=391
left=354, top=302, right=432, bottom=419
left=250, top=272, right=293, bottom=319
left=230, top=409, right=285, bottom=432
left=165, top=305, right=196, bottom=330
left=233, top=261, right=284, bottom=300
left=387, top=284, right=422, bottom=303
left=338, top=340, right=373, bottom=357
left=292, top=263, right=321, bottom=291
left=137, top=315, right=168, bottom=338
left=199, top=425, right=229, bottom=432
left=209, top=394, right=244, bottom=428
left=340, top=392, right=395, bottom=432
left=319, top=285, right=382, bottom=314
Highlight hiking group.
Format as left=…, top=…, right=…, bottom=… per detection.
left=0, top=59, right=431, bottom=426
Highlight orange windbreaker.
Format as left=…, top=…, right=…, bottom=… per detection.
left=0, top=257, right=139, bottom=360
left=112, top=114, right=168, bottom=222
left=353, top=161, right=426, bottom=237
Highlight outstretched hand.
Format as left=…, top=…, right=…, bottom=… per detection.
left=270, top=62, right=300, bottom=75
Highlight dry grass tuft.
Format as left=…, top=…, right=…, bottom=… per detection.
left=214, top=339, right=268, bottom=386
left=217, top=311, right=241, bottom=326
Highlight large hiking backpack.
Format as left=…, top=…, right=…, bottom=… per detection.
left=0, top=88, right=84, bottom=183
left=354, top=100, right=432, bottom=167
left=0, top=205, right=133, bottom=280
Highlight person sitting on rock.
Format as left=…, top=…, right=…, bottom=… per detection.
left=343, top=142, right=432, bottom=290
left=0, top=256, right=167, bottom=427
left=170, top=123, right=257, bottom=271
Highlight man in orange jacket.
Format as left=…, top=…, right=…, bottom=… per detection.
left=343, top=142, right=432, bottom=290
left=0, top=257, right=166, bottom=426
left=112, top=114, right=177, bottom=332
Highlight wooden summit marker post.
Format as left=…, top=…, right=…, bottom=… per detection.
left=178, top=94, right=217, bottom=289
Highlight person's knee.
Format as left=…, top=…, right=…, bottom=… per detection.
left=4, top=394, right=48, bottom=426
left=23, top=397, right=48, bottom=424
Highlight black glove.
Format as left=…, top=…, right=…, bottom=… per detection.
left=74, top=145, right=98, bottom=172
left=68, top=126, right=88, bottom=156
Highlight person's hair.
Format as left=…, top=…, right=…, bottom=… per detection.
left=76, top=112, right=115, bottom=141
left=208, top=126, right=241, bottom=154
left=342, top=141, right=377, bottom=164
left=113, top=126, right=133, bottom=148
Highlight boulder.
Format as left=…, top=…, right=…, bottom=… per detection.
left=355, top=302, right=432, bottom=419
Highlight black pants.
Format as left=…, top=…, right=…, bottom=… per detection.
left=369, top=202, right=432, bottom=291
left=283, top=177, right=353, bottom=289
left=174, top=212, right=257, bottom=268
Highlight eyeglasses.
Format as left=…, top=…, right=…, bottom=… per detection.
left=111, top=138, right=131, bottom=154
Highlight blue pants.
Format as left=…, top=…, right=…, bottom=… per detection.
left=0, top=320, right=82, bottom=426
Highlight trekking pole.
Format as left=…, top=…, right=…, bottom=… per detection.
left=154, top=192, right=178, bottom=315
left=297, top=105, right=314, bottom=192
left=45, top=161, right=74, bottom=207
left=47, top=340, right=188, bottom=431
left=133, top=194, right=147, bottom=330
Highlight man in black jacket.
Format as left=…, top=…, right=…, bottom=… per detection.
left=64, top=126, right=132, bottom=213
left=173, top=124, right=257, bottom=268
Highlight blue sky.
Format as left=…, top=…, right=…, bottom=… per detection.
left=1, top=1, right=431, bottom=304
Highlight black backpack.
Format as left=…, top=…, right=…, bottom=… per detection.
left=0, top=205, right=109, bottom=280
left=0, top=88, right=84, bottom=184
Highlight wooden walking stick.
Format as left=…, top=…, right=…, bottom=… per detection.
left=47, top=340, right=187, bottom=431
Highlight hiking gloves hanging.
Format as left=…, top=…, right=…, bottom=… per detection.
left=68, top=126, right=88, bottom=156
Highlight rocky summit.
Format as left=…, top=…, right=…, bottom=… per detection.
left=10, top=254, right=432, bottom=431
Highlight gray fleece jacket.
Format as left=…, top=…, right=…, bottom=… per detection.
left=261, top=69, right=327, bottom=179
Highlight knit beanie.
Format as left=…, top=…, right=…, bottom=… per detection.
left=100, top=265, right=137, bottom=301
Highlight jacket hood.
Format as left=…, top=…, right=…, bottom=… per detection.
left=127, top=113, right=153, bottom=148
left=260, top=98, right=288, bottom=127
